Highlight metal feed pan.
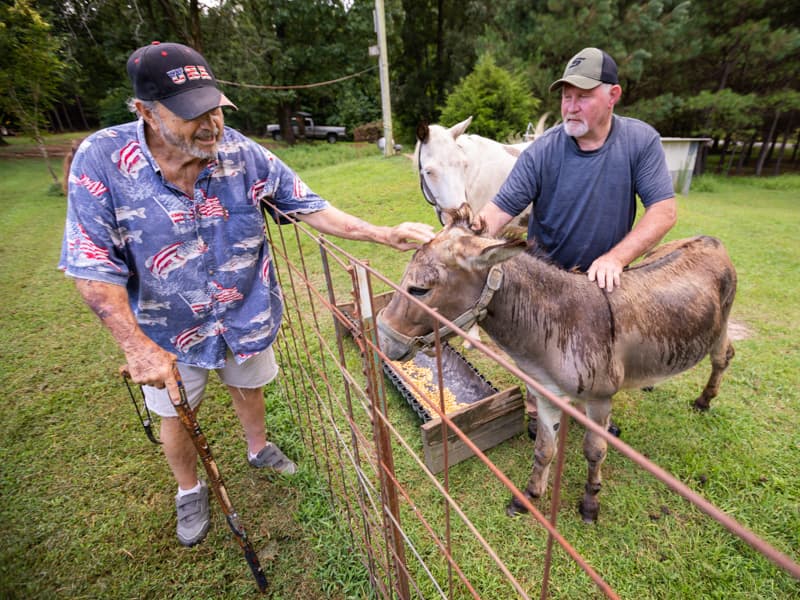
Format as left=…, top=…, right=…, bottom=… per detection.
left=336, top=291, right=524, bottom=473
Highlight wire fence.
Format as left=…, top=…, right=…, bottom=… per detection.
left=264, top=202, right=800, bottom=599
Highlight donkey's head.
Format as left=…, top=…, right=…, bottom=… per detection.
left=377, top=206, right=526, bottom=361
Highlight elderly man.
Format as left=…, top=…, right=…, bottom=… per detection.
left=60, top=41, right=434, bottom=547
left=476, top=47, right=677, bottom=437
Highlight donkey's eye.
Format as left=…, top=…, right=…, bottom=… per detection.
left=408, top=286, right=430, bottom=298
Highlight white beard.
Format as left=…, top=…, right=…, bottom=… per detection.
left=152, top=111, right=218, bottom=160
left=564, top=118, right=589, bottom=138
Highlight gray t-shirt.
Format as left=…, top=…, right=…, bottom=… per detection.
left=493, top=115, right=674, bottom=271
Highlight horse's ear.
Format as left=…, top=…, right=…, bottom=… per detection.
left=449, top=116, right=473, bottom=139
left=534, top=112, right=550, bottom=137
left=416, top=122, right=430, bottom=143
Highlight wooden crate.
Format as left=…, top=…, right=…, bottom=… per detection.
left=420, top=387, right=523, bottom=474
left=337, top=291, right=524, bottom=474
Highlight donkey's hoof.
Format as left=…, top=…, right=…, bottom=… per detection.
left=579, top=499, right=599, bottom=523
left=506, top=494, right=531, bottom=517
left=527, top=419, right=537, bottom=441
left=692, top=397, right=711, bottom=411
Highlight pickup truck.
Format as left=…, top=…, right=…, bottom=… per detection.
left=266, top=112, right=346, bottom=143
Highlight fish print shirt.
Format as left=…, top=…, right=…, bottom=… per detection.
left=59, top=119, right=329, bottom=369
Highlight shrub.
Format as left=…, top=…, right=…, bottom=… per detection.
left=439, top=54, right=541, bottom=142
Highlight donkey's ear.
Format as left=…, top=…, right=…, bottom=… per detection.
left=449, top=116, right=473, bottom=139
left=416, top=121, right=430, bottom=143
left=441, top=205, right=473, bottom=228
left=474, top=238, right=526, bottom=269
left=440, top=208, right=458, bottom=227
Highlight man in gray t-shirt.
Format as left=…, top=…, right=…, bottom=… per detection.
left=478, top=47, right=676, bottom=293
left=477, top=47, right=677, bottom=436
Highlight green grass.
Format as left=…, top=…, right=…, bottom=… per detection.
left=1, top=142, right=798, bottom=599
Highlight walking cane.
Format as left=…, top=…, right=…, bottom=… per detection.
left=121, top=365, right=268, bottom=593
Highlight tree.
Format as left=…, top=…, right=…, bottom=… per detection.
left=479, top=0, right=695, bottom=117
left=0, top=0, right=66, bottom=183
left=39, top=0, right=201, bottom=130
left=202, top=0, right=378, bottom=142
left=438, top=54, right=540, bottom=141
left=392, top=0, right=492, bottom=137
left=753, top=90, right=800, bottom=176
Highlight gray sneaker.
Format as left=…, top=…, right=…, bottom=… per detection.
left=248, top=442, right=297, bottom=475
left=175, top=480, right=210, bottom=547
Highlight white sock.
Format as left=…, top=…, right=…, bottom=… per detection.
left=249, top=443, right=272, bottom=461
left=177, top=481, right=202, bottom=497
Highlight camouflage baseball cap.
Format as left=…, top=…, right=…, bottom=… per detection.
left=549, top=47, right=619, bottom=92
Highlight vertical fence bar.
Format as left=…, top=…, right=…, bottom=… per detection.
left=318, top=243, right=365, bottom=554
left=355, top=262, right=410, bottom=600
left=541, top=413, right=571, bottom=600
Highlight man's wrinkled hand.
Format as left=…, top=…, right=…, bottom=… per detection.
left=388, top=222, right=435, bottom=250
left=121, top=344, right=177, bottom=389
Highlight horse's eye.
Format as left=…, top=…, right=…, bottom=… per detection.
left=408, top=286, right=429, bottom=298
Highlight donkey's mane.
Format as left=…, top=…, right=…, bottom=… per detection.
left=446, top=205, right=478, bottom=230
left=444, top=205, right=526, bottom=242
left=443, top=206, right=556, bottom=267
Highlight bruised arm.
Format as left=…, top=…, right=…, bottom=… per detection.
left=295, top=205, right=434, bottom=250
left=73, top=278, right=177, bottom=391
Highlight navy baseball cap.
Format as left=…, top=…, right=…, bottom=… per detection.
left=549, top=47, right=619, bottom=92
left=126, top=41, right=237, bottom=120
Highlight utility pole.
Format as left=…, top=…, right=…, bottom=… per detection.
left=373, top=0, right=394, bottom=157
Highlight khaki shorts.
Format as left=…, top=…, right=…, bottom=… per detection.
left=143, top=347, right=279, bottom=417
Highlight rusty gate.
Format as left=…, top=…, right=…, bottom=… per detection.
left=263, top=204, right=799, bottom=599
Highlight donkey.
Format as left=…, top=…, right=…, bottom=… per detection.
left=376, top=207, right=737, bottom=522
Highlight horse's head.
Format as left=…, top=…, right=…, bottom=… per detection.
left=377, top=205, right=526, bottom=361
left=414, top=117, right=475, bottom=224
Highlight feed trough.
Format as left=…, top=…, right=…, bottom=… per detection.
left=337, top=291, right=524, bottom=474
left=385, top=346, right=497, bottom=422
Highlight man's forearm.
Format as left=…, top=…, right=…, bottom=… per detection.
left=74, top=278, right=150, bottom=353
left=475, top=202, right=515, bottom=236
left=300, top=206, right=388, bottom=243
left=608, top=198, right=677, bottom=266
left=73, top=278, right=175, bottom=385
left=295, top=206, right=434, bottom=250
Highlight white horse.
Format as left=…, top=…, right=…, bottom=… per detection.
left=413, top=115, right=549, bottom=226
left=413, top=115, right=548, bottom=347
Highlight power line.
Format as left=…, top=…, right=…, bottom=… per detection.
left=217, top=65, right=377, bottom=91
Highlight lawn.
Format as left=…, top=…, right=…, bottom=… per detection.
left=0, top=141, right=798, bottom=599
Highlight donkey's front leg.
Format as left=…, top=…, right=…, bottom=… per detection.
left=506, top=394, right=562, bottom=517
left=579, top=398, right=612, bottom=523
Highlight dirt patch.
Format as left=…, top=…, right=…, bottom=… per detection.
left=728, top=319, right=753, bottom=341
left=0, top=140, right=78, bottom=159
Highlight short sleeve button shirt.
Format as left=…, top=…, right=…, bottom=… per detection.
left=59, top=119, right=329, bottom=369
